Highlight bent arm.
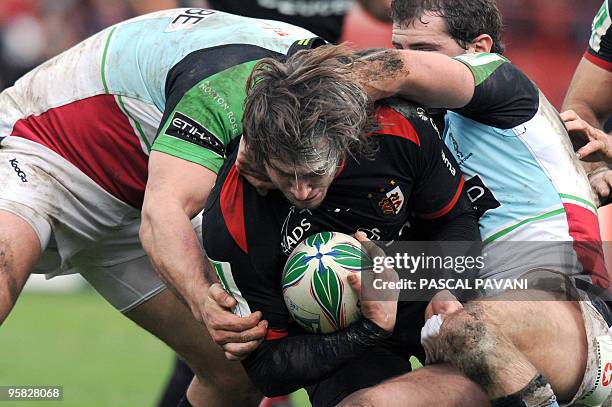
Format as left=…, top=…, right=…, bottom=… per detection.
left=562, top=58, right=612, bottom=203
left=140, top=151, right=217, bottom=324
left=563, top=57, right=612, bottom=129
left=353, top=49, right=475, bottom=108
left=242, top=319, right=391, bottom=396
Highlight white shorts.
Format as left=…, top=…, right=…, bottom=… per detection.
left=567, top=300, right=612, bottom=407
left=509, top=270, right=612, bottom=406
left=0, top=136, right=202, bottom=312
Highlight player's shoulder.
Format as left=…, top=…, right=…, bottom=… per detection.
left=589, top=1, right=611, bottom=39
left=451, top=52, right=540, bottom=129
left=114, top=8, right=316, bottom=51
left=452, top=52, right=520, bottom=85
left=453, top=52, right=509, bottom=66
left=378, top=98, right=422, bottom=117
left=374, top=98, right=441, bottom=146
left=587, top=1, right=612, bottom=66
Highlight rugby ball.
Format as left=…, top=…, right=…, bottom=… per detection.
left=282, top=231, right=370, bottom=333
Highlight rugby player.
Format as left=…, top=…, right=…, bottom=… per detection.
left=0, top=8, right=325, bottom=406
left=562, top=0, right=612, bottom=205
left=200, top=44, right=485, bottom=407
left=207, top=1, right=611, bottom=406
left=340, top=1, right=611, bottom=406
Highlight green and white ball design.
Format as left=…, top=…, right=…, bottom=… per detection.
left=282, top=231, right=370, bottom=333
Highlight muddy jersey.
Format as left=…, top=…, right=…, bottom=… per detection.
left=446, top=52, right=606, bottom=286
left=0, top=8, right=318, bottom=208
left=202, top=99, right=471, bottom=332
left=587, top=1, right=612, bottom=71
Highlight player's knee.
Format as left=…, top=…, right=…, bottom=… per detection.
left=440, top=305, right=482, bottom=347
left=0, top=240, right=33, bottom=322
left=439, top=304, right=494, bottom=359
left=0, top=211, right=41, bottom=316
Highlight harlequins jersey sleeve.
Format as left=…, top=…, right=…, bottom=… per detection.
left=586, top=1, right=612, bottom=71
left=452, top=52, right=539, bottom=129
left=152, top=45, right=283, bottom=173
left=152, top=34, right=324, bottom=173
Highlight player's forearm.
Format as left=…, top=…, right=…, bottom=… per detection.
left=140, top=204, right=211, bottom=320
left=241, top=319, right=392, bottom=396
left=563, top=58, right=612, bottom=130
left=142, top=152, right=219, bottom=322
left=353, top=49, right=474, bottom=108
left=563, top=102, right=606, bottom=131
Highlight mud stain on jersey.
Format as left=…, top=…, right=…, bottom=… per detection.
left=538, top=91, right=597, bottom=203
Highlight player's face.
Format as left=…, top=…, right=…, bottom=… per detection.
left=392, top=13, right=467, bottom=57
left=265, top=159, right=336, bottom=209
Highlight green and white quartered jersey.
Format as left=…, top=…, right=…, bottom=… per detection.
left=586, top=0, right=612, bottom=71
left=443, top=53, right=606, bottom=284
left=109, top=8, right=317, bottom=172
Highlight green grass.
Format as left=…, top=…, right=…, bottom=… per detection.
left=1, top=289, right=313, bottom=407
left=2, top=290, right=425, bottom=407
left=0, top=289, right=174, bottom=407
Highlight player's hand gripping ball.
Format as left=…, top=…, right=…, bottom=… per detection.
left=282, top=231, right=372, bottom=333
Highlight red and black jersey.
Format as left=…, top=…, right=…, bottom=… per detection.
left=201, top=98, right=476, bottom=335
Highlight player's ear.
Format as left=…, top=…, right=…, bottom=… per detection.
left=468, top=34, right=493, bottom=53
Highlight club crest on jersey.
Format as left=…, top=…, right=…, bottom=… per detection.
left=378, top=186, right=404, bottom=215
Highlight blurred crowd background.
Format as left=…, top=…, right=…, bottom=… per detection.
left=0, top=0, right=600, bottom=109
